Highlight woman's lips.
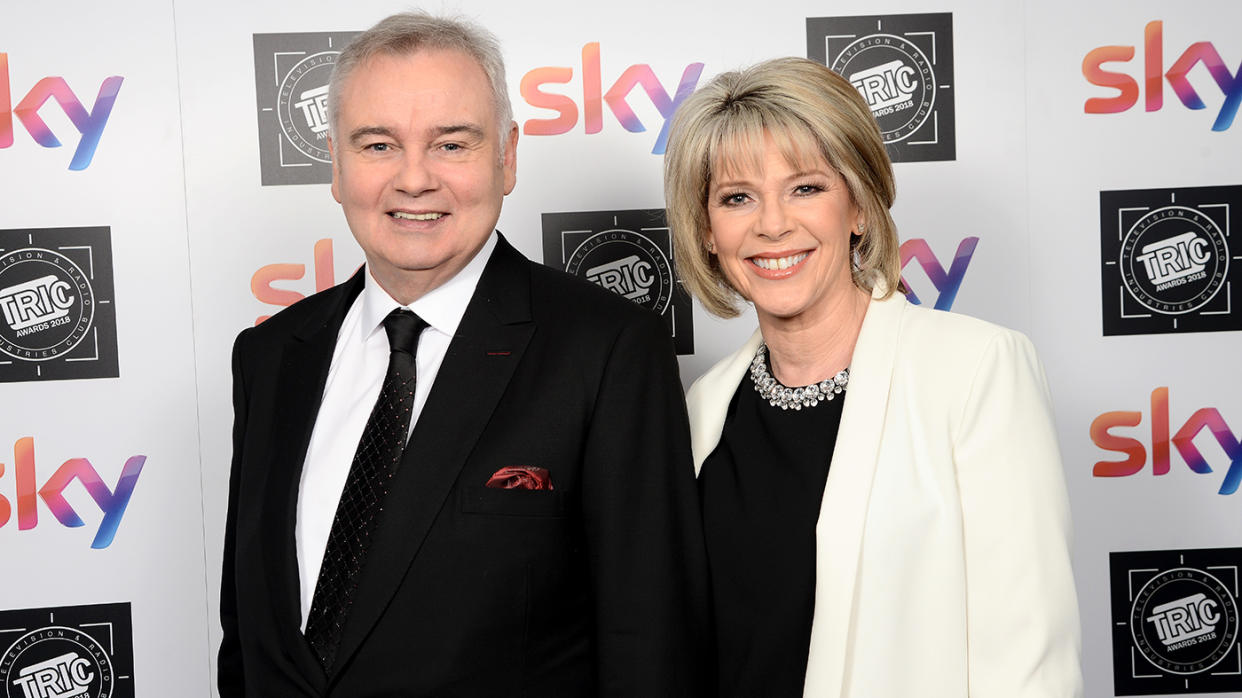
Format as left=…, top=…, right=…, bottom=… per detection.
left=748, top=250, right=811, bottom=278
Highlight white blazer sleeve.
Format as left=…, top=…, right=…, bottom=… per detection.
left=954, top=330, right=1083, bottom=697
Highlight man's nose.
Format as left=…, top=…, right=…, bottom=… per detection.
left=393, top=149, right=437, bottom=196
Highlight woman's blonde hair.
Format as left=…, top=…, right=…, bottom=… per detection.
left=664, top=57, right=902, bottom=318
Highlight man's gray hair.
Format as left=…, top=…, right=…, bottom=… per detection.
left=328, top=11, right=513, bottom=141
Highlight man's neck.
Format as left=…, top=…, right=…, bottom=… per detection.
left=368, top=237, right=493, bottom=306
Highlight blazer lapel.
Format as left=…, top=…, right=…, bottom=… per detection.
left=802, top=289, right=907, bottom=697
left=261, top=270, right=364, bottom=684
left=689, top=330, right=761, bottom=475
left=330, top=235, right=535, bottom=675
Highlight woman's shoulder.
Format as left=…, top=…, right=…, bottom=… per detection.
left=686, top=329, right=762, bottom=407
left=882, top=297, right=1045, bottom=396
left=895, top=297, right=1036, bottom=359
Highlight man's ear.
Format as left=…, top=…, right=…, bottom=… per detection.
left=502, top=121, right=518, bottom=195
left=329, top=136, right=342, bottom=203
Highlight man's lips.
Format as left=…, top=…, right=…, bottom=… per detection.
left=389, top=211, right=446, bottom=221
left=747, top=250, right=812, bottom=278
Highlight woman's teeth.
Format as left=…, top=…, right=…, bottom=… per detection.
left=752, top=252, right=808, bottom=270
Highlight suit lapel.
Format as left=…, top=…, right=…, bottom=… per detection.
left=331, top=236, right=535, bottom=675
left=261, top=270, right=364, bottom=684
left=802, top=289, right=907, bottom=697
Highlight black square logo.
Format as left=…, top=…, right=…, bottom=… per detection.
left=253, top=31, right=359, bottom=186
left=1110, top=547, right=1241, bottom=695
left=0, top=602, right=135, bottom=698
left=807, top=12, right=956, bottom=163
left=1100, top=185, right=1240, bottom=336
left=542, top=209, right=694, bottom=355
left=0, top=227, right=118, bottom=382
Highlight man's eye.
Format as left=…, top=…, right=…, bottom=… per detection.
left=440, top=142, right=462, bottom=152
left=365, top=143, right=390, bottom=152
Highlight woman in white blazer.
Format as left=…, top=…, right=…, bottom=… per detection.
left=663, top=57, right=1082, bottom=697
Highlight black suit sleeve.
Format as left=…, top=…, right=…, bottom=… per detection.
left=218, top=329, right=251, bottom=697
left=580, top=311, right=711, bottom=697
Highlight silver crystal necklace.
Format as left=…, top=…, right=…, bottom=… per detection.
left=749, top=342, right=849, bottom=411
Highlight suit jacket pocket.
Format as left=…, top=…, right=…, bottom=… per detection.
left=461, top=486, right=567, bottom=517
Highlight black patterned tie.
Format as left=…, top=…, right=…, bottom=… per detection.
left=305, top=308, right=427, bottom=670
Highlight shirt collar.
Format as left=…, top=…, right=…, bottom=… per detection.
left=358, top=231, right=498, bottom=342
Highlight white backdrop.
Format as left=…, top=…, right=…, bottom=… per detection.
left=1, top=1, right=1238, bottom=696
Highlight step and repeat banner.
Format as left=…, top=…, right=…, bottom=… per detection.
left=1, top=0, right=1238, bottom=696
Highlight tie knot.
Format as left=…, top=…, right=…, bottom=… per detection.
left=382, top=308, right=426, bottom=356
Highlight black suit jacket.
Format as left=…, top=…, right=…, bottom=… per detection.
left=219, top=235, right=709, bottom=696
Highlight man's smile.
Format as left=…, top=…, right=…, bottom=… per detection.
left=389, top=211, right=446, bottom=221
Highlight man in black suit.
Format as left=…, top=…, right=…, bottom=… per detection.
left=218, top=11, right=708, bottom=697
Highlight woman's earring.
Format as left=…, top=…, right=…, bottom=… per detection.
left=706, top=240, right=716, bottom=253
left=857, top=222, right=867, bottom=235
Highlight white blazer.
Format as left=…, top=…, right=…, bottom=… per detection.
left=687, top=288, right=1083, bottom=697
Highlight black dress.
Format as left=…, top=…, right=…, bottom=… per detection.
left=698, top=373, right=845, bottom=697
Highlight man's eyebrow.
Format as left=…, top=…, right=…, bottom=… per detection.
left=348, top=126, right=397, bottom=145
left=430, top=123, right=485, bottom=140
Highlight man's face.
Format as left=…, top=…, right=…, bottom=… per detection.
left=330, top=49, right=517, bottom=303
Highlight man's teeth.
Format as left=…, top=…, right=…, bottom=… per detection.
left=391, top=211, right=444, bottom=221
left=753, top=253, right=809, bottom=271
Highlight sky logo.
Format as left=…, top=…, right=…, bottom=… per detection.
left=251, top=238, right=344, bottom=325
left=899, top=237, right=978, bottom=310
left=520, top=43, right=704, bottom=154
left=0, top=53, right=123, bottom=170
left=0, top=437, right=145, bottom=549
left=1091, top=387, right=1241, bottom=496
left=1082, top=20, right=1241, bottom=131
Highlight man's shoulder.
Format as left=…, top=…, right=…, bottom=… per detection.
left=237, top=276, right=358, bottom=348
left=525, top=259, right=663, bottom=330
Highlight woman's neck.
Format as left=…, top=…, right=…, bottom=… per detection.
left=758, top=285, right=870, bottom=387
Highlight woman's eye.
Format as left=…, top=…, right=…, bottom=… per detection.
left=720, top=193, right=749, bottom=206
left=794, top=184, right=823, bottom=195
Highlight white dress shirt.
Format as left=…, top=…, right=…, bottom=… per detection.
left=295, top=232, right=498, bottom=629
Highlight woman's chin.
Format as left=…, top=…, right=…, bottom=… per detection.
left=754, top=301, right=812, bottom=322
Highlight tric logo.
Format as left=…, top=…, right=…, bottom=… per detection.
left=0, top=53, right=123, bottom=170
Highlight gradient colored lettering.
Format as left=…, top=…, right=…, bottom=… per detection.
left=1091, top=409, right=1144, bottom=476
left=1091, top=387, right=1242, bottom=495
left=1082, top=21, right=1242, bottom=131
left=0, top=437, right=146, bottom=548
left=899, top=237, right=978, bottom=310
left=520, top=43, right=704, bottom=154
left=0, top=461, right=7, bottom=529
left=0, top=53, right=124, bottom=170
left=252, top=238, right=338, bottom=324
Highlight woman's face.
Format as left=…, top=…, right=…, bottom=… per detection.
left=706, top=134, right=861, bottom=324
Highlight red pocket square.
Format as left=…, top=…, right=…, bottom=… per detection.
left=485, top=466, right=554, bottom=491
